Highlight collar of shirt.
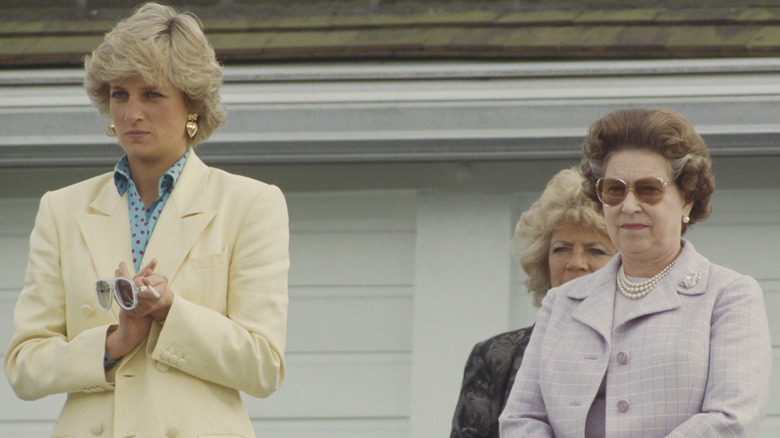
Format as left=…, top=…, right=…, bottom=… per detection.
left=113, top=149, right=190, bottom=197
left=113, top=149, right=190, bottom=271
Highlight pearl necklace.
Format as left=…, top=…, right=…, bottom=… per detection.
left=617, top=260, right=676, bottom=300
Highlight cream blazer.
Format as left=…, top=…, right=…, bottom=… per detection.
left=499, top=241, right=772, bottom=438
left=5, top=151, right=289, bottom=438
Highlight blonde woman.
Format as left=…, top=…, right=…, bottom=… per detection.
left=5, top=3, right=289, bottom=437
left=451, top=167, right=616, bottom=438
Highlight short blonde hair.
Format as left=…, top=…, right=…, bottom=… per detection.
left=83, top=2, right=225, bottom=146
left=512, top=167, right=609, bottom=306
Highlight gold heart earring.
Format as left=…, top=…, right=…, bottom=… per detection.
left=186, top=114, right=198, bottom=138
left=107, top=122, right=117, bottom=137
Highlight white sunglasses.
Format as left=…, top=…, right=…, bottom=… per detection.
left=95, top=277, right=159, bottom=311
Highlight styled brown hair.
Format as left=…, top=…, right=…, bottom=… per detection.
left=580, top=108, right=715, bottom=234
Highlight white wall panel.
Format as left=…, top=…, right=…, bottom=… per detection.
left=768, top=349, right=780, bottom=417
left=0, top=237, right=28, bottom=291
left=764, top=285, right=780, bottom=348
left=685, top=225, right=780, bottom=281
left=0, top=198, right=39, bottom=234
left=0, top=292, right=19, bottom=365
left=290, top=231, right=415, bottom=286
left=264, top=191, right=416, bottom=432
left=244, top=352, right=410, bottom=419
left=287, top=286, right=413, bottom=353
left=761, top=417, right=780, bottom=438
left=410, top=192, right=515, bottom=438
left=0, top=422, right=57, bottom=438
left=251, top=418, right=407, bottom=438
left=0, top=374, right=64, bottom=422
left=0, top=198, right=37, bottom=294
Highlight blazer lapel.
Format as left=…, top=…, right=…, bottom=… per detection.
left=78, top=176, right=133, bottom=278
left=142, top=152, right=216, bottom=281
left=612, top=241, right=707, bottom=329
left=569, top=256, right=620, bottom=342
left=612, top=276, right=681, bottom=329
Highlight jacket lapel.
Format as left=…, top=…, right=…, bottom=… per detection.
left=78, top=176, right=133, bottom=278
left=612, top=275, right=681, bottom=329
left=141, top=151, right=216, bottom=281
left=612, top=241, right=707, bottom=329
left=568, top=256, right=620, bottom=342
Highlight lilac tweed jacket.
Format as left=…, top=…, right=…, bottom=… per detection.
left=499, top=240, right=772, bottom=438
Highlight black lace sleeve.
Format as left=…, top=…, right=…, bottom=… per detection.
left=450, top=326, right=534, bottom=438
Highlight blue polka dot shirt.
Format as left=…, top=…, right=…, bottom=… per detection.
left=113, top=149, right=189, bottom=272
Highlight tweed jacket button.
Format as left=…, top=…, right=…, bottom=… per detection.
left=166, top=425, right=180, bottom=437
left=90, top=422, right=103, bottom=435
left=617, top=351, right=629, bottom=365
left=80, top=305, right=95, bottom=317
left=617, top=399, right=630, bottom=413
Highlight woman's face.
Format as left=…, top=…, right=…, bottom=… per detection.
left=548, top=221, right=616, bottom=288
left=109, top=76, right=189, bottom=167
left=601, top=149, right=693, bottom=270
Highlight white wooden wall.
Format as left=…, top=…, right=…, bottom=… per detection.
left=2, top=180, right=779, bottom=437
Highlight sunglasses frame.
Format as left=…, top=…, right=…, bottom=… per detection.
left=95, top=277, right=159, bottom=311
left=596, top=176, right=671, bottom=207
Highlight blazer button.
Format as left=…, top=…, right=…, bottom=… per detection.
left=617, top=351, right=629, bottom=365
left=617, top=399, right=630, bottom=413
left=90, top=422, right=103, bottom=435
left=161, top=351, right=171, bottom=361
left=169, top=354, right=179, bottom=364
left=157, top=362, right=170, bottom=372
left=81, top=305, right=95, bottom=317
left=176, top=358, right=186, bottom=368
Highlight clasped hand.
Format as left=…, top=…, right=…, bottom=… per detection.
left=105, top=258, right=173, bottom=360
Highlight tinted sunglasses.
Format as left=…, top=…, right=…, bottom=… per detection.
left=95, top=277, right=159, bottom=311
left=596, top=177, right=671, bottom=206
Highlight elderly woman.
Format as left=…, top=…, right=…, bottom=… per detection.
left=5, top=3, right=288, bottom=437
left=499, top=108, right=772, bottom=437
left=451, top=167, right=616, bottom=438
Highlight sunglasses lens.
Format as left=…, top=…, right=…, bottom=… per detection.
left=634, top=178, right=665, bottom=204
left=597, top=178, right=627, bottom=206
left=95, top=280, right=113, bottom=310
left=116, top=279, right=137, bottom=309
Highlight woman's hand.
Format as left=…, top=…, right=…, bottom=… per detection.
left=120, top=259, right=174, bottom=322
left=106, top=309, right=154, bottom=360
left=105, top=259, right=175, bottom=360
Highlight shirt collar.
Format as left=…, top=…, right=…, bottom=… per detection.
left=113, top=148, right=190, bottom=197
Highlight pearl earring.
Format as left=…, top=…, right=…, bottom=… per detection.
left=682, top=215, right=690, bottom=224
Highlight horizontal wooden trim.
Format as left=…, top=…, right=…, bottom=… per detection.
left=1, top=60, right=779, bottom=167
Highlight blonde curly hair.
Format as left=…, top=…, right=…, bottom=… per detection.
left=512, top=167, right=609, bottom=307
left=83, top=2, right=225, bottom=146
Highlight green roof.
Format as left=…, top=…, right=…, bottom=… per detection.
left=2, top=1, right=780, bottom=67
